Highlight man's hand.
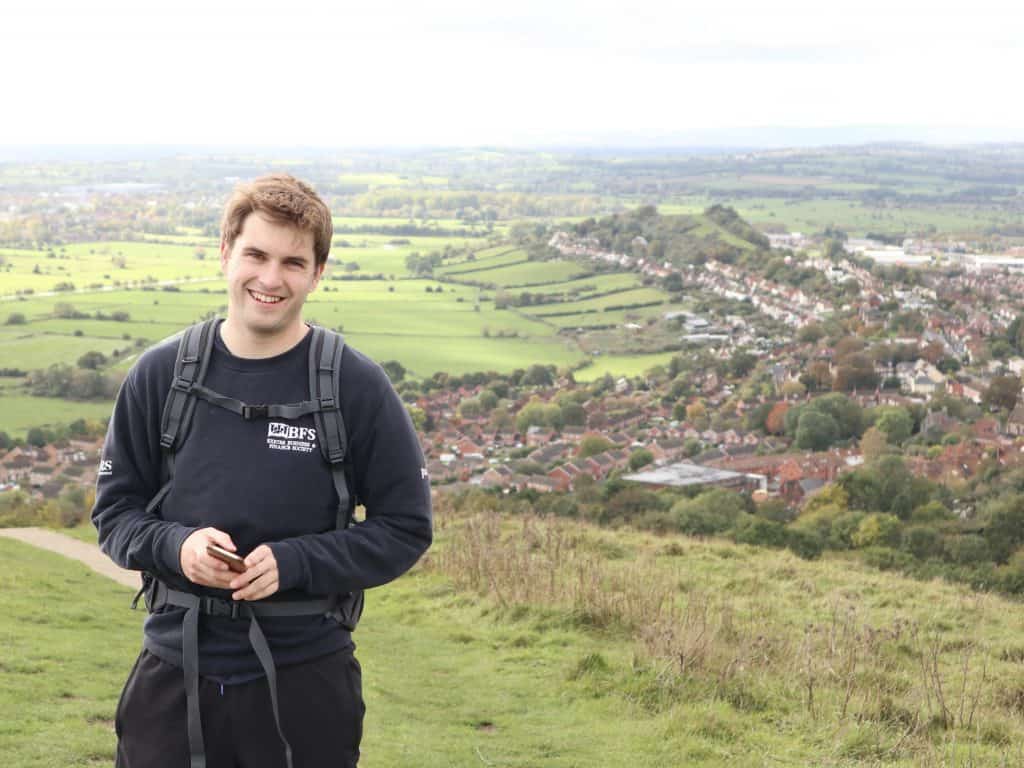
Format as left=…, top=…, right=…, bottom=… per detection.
left=179, top=527, right=238, bottom=589
left=230, top=545, right=280, bottom=601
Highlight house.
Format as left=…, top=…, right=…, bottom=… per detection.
left=1005, top=403, right=1024, bottom=437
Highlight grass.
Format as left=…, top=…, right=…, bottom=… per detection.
left=0, top=529, right=801, bottom=767
left=0, top=395, right=116, bottom=433
left=444, top=259, right=590, bottom=287
left=572, top=352, right=679, bottom=382
left=425, top=499, right=1024, bottom=766
left=11, top=506, right=1024, bottom=766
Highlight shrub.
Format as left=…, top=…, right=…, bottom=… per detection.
left=902, top=524, right=943, bottom=560
left=943, top=534, right=991, bottom=566
left=852, top=513, right=902, bottom=549
left=732, top=516, right=788, bottom=548
left=786, top=527, right=825, bottom=559
left=861, top=546, right=914, bottom=572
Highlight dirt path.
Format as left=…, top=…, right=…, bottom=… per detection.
left=0, top=527, right=142, bottom=590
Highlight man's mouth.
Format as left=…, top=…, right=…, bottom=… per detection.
left=249, top=289, right=284, bottom=305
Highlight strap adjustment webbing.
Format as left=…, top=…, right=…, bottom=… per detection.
left=146, top=579, right=340, bottom=768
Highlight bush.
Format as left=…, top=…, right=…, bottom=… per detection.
left=786, top=527, right=825, bottom=559
left=902, top=524, right=943, bottom=560
left=998, top=550, right=1024, bottom=594
left=861, top=546, right=914, bottom=572
left=732, top=516, right=788, bottom=548
left=755, top=499, right=795, bottom=524
left=828, top=511, right=867, bottom=550
left=5, top=312, right=26, bottom=325
left=943, top=534, right=991, bottom=566
left=852, top=513, right=902, bottom=549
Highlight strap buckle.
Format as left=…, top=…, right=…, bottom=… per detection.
left=171, top=376, right=193, bottom=393
left=202, top=596, right=241, bottom=619
left=242, top=404, right=269, bottom=420
left=319, top=395, right=336, bottom=410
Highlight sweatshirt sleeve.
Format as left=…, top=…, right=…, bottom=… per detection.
left=91, top=366, right=197, bottom=577
left=269, top=362, right=433, bottom=595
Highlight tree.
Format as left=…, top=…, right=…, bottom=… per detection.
left=874, top=406, right=914, bottom=445
left=578, top=435, right=615, bottom=459
left=859, top=426, right=891, bottom=462
left=458, top=399, right=482, bottom=419
left=77, top=350, right=108, bottom=370
left=801, top=361, right=832, bottom=392
left=5, top=312, right=26, bottom=325
left=797, top=324, right=825, bottom=344
left=832, top=354, right=879, bottom=392
left=381, top=360, right=406, bottom=383
left=560, top=402, right=586, bottom=426
left=781, top=379, right=806, bottom=399
left=522, top=364, right=554, bottom=387
left=628, top=449, right=654, bottom=471
left=0, top=431, right=12, bottom=451
left=983, top=375, right=1021, bottom=412
left=764, top=402, right=790, bottom=435
left=795, top=410, right=838, bottom=451
left=26, top=427, right=47, bottom=448
left=727, top=350, right=757, bottom=379
left=808, top=393, right=864, bottom=439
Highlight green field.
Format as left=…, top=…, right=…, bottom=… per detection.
left=0, top=395, right=116, bottom=433
left=444, top=259, right=590, bottom=287
left=658, top=195, right=1022, bottom=239
left=523, top=287, right=668, bottom=317
left=572, top=352, right=679, bottom=382
left=0, top=234, right=690, bottom=432
left=517, top=272, right=643, bottom=297
left=435, top=247, right=527, bottom=275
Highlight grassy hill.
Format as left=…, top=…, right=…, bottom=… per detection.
left=4, top=511, right=1024, bottom=766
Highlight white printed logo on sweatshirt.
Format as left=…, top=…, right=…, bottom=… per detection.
left=266, top=422, right=317, bottom=454
left=98, top=459, right=113, bottom=477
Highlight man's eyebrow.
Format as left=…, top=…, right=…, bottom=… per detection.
left=241, top=246, right=308, bottom=262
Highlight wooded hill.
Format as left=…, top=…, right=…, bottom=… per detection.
left=569, top=204, right=770, bottom=267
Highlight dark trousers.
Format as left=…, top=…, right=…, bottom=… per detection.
left=115, top=649, right=364, bottom=768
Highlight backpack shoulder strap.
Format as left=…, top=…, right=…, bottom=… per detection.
left=160, top=318, right=218, bottom=452
left=308, top=325, right=354, bottom=530
left=145, top=319, right=217, bottom=517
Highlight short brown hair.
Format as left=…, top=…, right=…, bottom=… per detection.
left=221, top=174, right=333, bottom=268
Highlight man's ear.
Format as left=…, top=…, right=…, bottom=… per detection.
left=219, top=239, right=231, bottom=273
left=311, top=263, right=325, bottom=289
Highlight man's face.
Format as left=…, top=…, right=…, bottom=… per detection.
left=220, top=213, right=323, bottom=340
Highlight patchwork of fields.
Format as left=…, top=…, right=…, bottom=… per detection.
left=0, top=233, right=690, bottom=433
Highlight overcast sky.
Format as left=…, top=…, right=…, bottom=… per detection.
left=2, top=0, right=1021, bottom=147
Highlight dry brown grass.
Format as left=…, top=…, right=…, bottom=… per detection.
left=425, top=493, right=1024, bottom=760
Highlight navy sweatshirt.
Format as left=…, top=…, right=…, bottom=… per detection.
left=92, top=322, right=432, bottom=681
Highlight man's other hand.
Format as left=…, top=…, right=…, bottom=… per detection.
left=230, top=545, right=280, bottom=601
left=179, top=527, right=238, bottom=589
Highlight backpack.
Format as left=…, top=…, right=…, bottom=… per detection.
left=132, top=318, right=363, bottom=768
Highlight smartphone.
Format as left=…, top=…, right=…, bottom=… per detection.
left=206, top=543, right=247, bottom=573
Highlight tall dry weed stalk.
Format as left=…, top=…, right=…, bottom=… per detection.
left=427, top=505, right=1008, bottom=752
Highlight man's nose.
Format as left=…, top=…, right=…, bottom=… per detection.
left=258, top=260, right=285, bottom=288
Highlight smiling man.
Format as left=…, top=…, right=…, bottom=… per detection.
left=93, top=174, right=433, bottom=768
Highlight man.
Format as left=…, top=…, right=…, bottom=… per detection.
left=93, top=174, right=432, bottom=768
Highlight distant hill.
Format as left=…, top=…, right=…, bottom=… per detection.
left=571, top=204, right=769, bottom=267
